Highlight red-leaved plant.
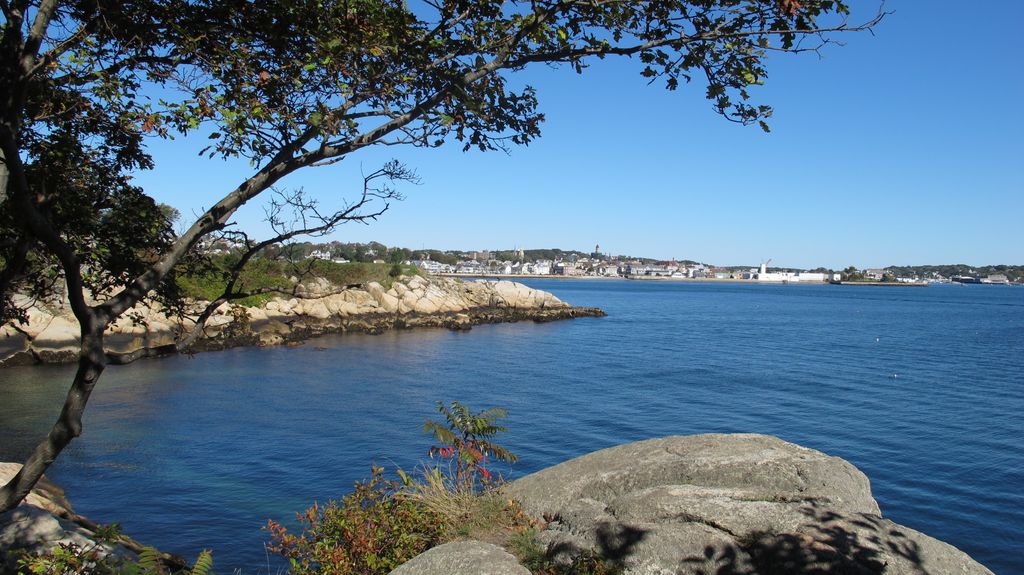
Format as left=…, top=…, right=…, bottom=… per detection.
left=422, top=401, right=518, bottom=490
left=266, top=466, right=442, bottom=575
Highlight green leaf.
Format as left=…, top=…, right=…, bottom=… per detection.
left=190, top=550, right=213, bottom=575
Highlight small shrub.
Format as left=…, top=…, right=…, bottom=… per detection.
left=422, top=401, right=518, bottom=491
left=269, top=402, right=623, bottom=575
left=266, top=466, right=443, bottom=575
left=399, top=401, right=533, bottom=547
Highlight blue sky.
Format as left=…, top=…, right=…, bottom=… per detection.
left=136, top=1, right=1023, bottom=270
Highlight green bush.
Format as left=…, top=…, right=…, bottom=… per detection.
left=175, top=257, right=291, bottom=306
left=266, top=466, right=443, bottom=575
left=175, top=257, right=421, bottom=304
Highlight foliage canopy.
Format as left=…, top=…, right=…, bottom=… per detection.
left=0, top=0, right=881, bottom=511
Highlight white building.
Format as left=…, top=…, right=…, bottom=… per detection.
left=532, top=262, right=552, bottom=275
left=413, top=260, right=453, bottom=274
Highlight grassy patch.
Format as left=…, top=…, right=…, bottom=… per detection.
left=403, top=465, right=530, bottom=546
left=508, top=528, right=622, bottom=575
left=175, top=257, right=422, bottom=305
left=308, top=260, right=420, bottom=289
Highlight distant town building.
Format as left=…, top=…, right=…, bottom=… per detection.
left=456, top=261, right=485, bottom=274
left=552, top=261, right=577, bottom=276
left=753, top=270, right=828, bottom=282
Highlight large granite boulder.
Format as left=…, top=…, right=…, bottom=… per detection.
left=497, top=434, right=991, bottom=575
left=388, top=541, right=530, bottom=575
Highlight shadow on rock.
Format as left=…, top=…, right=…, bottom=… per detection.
left=596, top=523, right=648, bottom=565
left=681, top=505, right=927, bottom=575
left=547, top=522, right=649, bottom=569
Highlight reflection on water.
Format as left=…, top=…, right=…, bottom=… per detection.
left=1, top=281, right=1022, bottom=574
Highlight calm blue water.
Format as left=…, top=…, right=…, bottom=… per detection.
left=1, top=281, right=1022, bottom=574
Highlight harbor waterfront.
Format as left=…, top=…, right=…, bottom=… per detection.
left=1, top=280, right=1021, bottom=573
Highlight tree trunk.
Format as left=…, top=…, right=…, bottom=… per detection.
left=0, top=328, right=106, bottom=512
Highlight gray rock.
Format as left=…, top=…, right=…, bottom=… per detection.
left=505, top=434, right=879, bottom=519
left=502, top=434, right=992, bottom=575
left=0, top=325, right=30, bottom=361
left=0, top=463, right=136, bottom=573
left=387, top=540, right=529, bottom=575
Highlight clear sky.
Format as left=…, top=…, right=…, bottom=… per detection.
left=135, top=1, right=1023, bottom=270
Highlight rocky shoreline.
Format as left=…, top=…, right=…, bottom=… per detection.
left=0, top=276, right=605, bottom=367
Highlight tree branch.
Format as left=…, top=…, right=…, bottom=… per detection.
left=104, top=161, right=412, bottom=365
left=20, top=0, right=59, bottom=72
left=0, top=127, right=91, bottom=326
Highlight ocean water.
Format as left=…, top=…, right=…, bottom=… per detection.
left=1, top=280, right=1021, bottom=574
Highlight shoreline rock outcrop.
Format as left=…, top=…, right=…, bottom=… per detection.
left=397, top=434, right=993, bottom=575
left=0, top=276, right=605, bottom=367
left=0, top=464, right=184, bottom=574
